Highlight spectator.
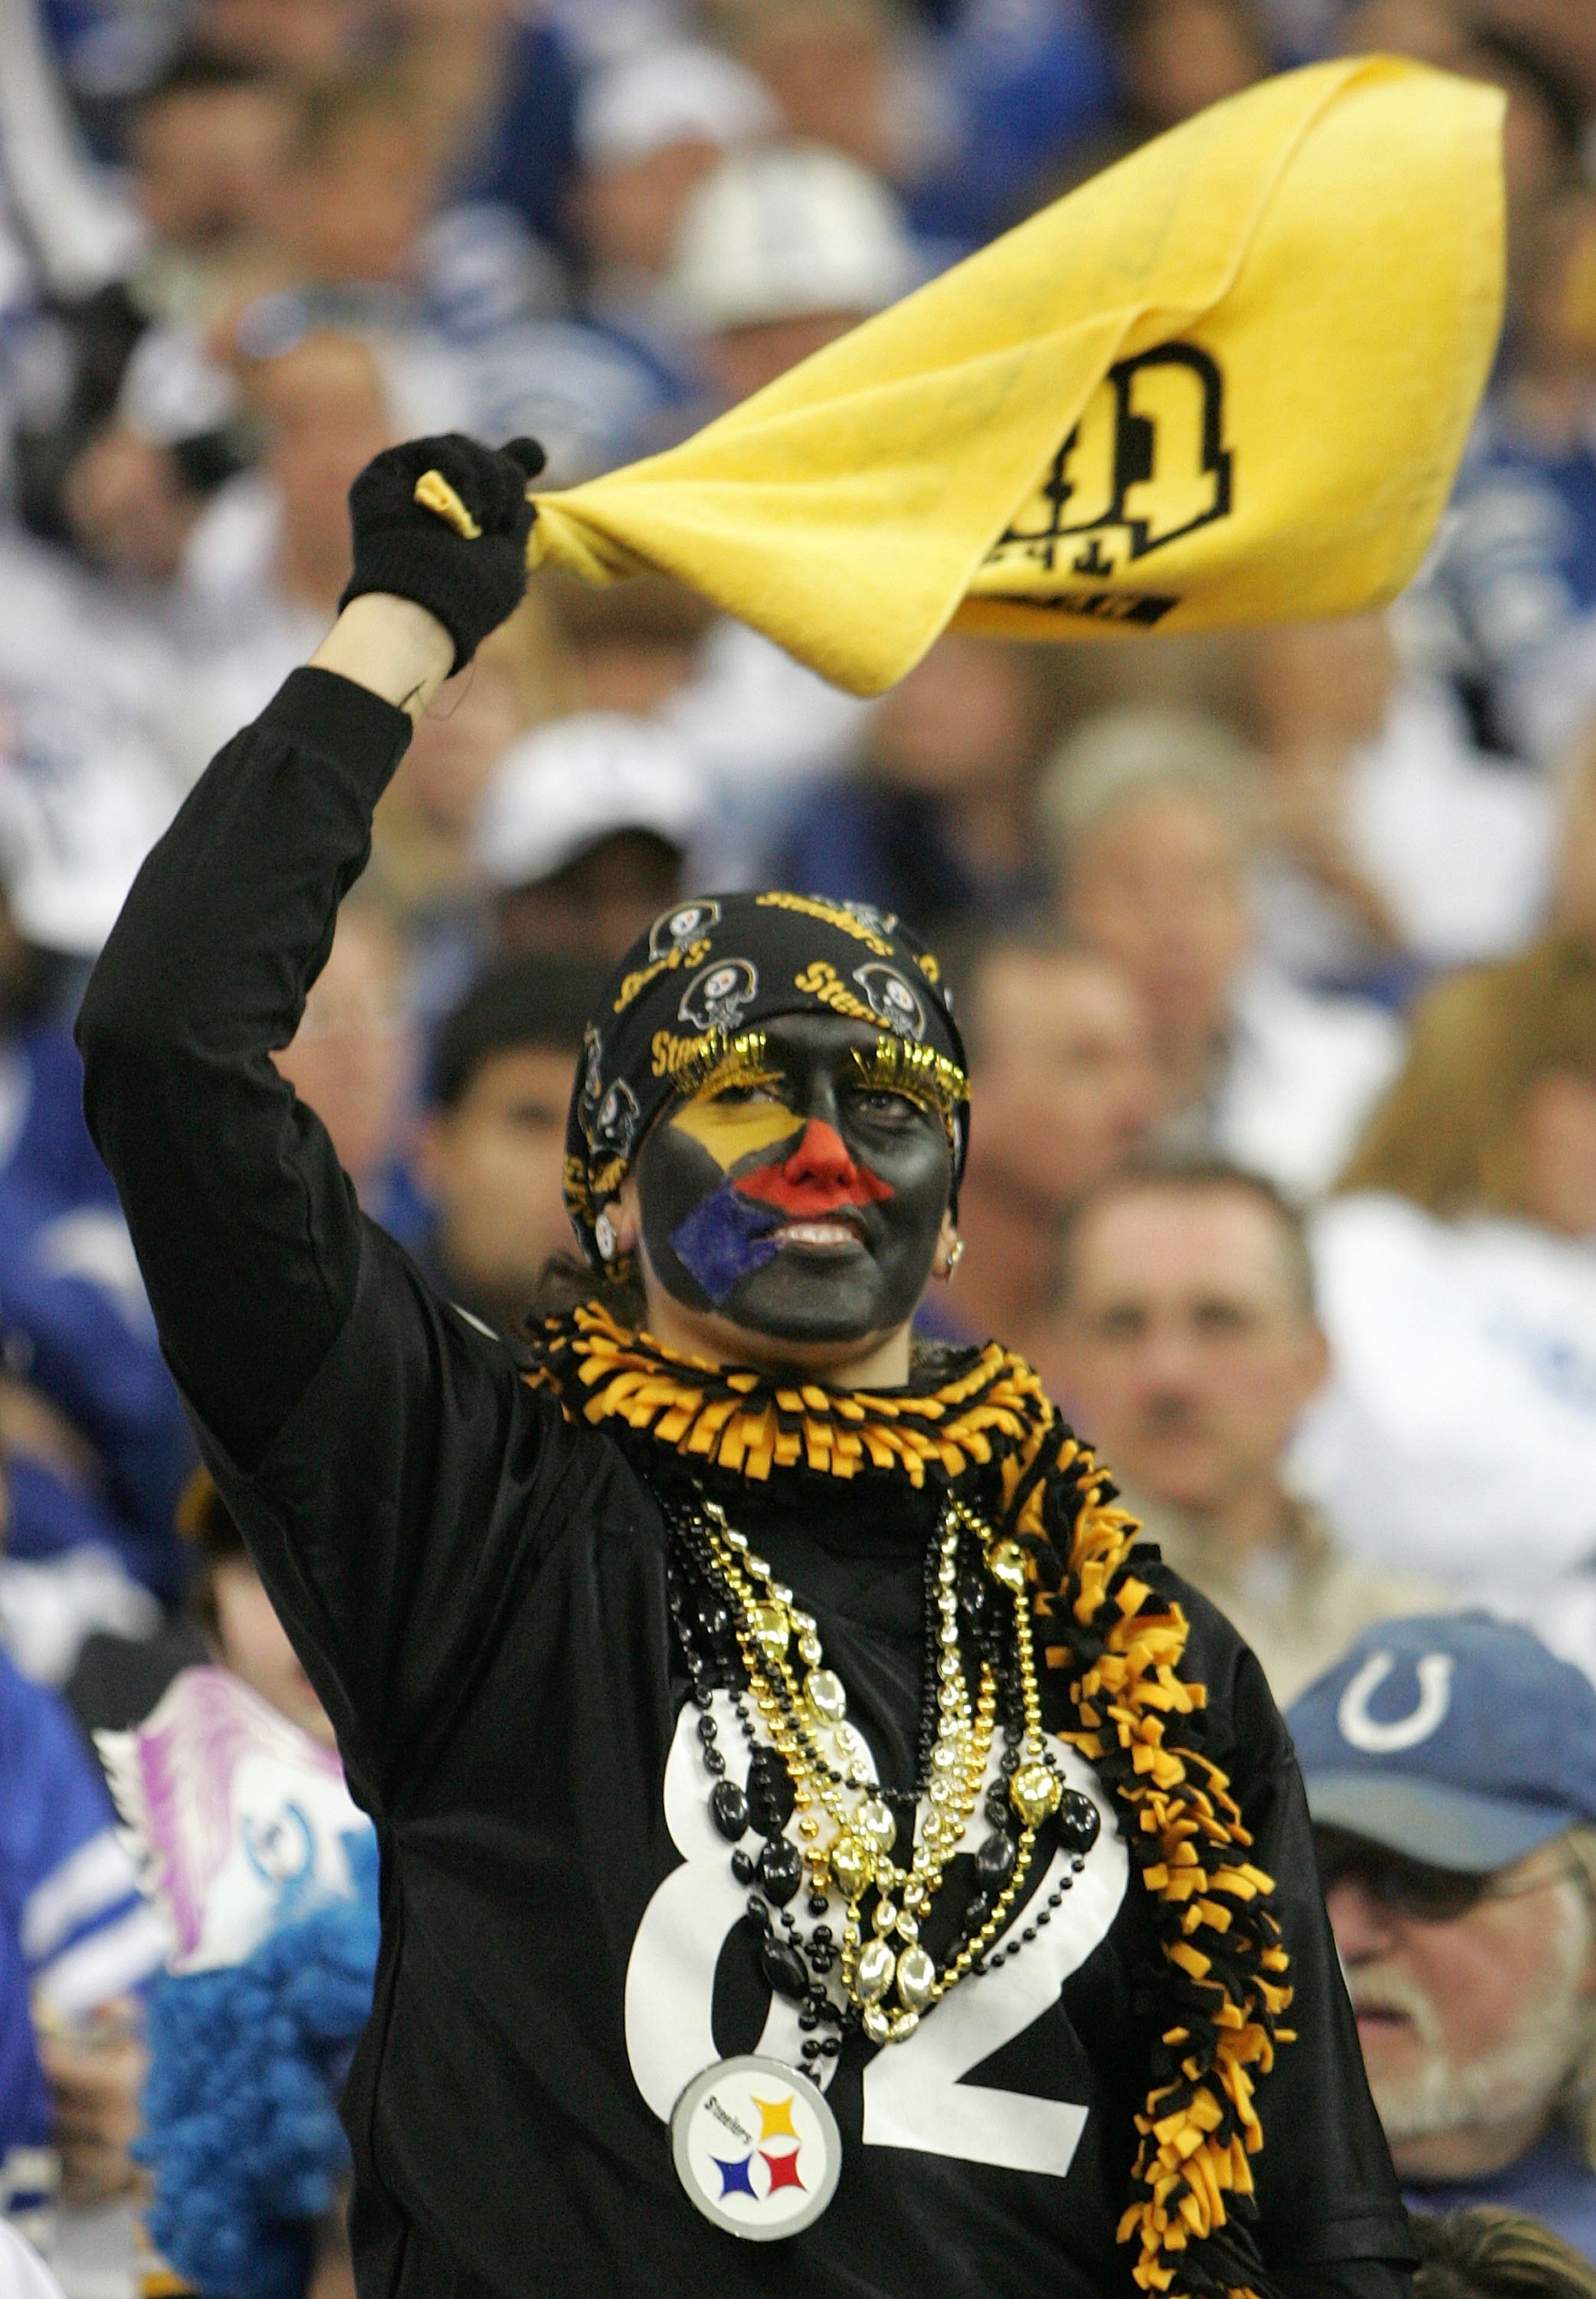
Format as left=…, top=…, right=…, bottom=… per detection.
left=1409, top=189, right=1596, bottom=765
left=1471, top=4, right=1596, bottom=122
left=1333, top=0, right=1468, bottom=67
left=1413, top=2208, right=1596, bottom=2299
left=1334, top=15, right=1582, bottom=226
left=1290, top=1615, right=1596, bottom=2255
left=709, top=0, right=901, bottom=175
left=0, top=895, right=195, bottom=1660
left=272, top=897, right=418, bottom=1246
left=100, top=1475, right=372, bottom=2299
left=1117, top=0, right=1270, bottom=142
left=1, top=1641, right=165, bottom=2247
left=890, top=0, right=1119, bottom=254
left=58, top=418, right=223, bottom=594
left=1047, top=1159, right=1440, bottom=1703
left=1457, top=33, right=1585, bottom=224
left=668, top=136, right=916, bottom=408
left=389, top=0, right=581, bottom=260
left=929, top=936, right=1158, bottom=1356
left=775, top=632, right=1057, bottom=937
left=1557, top=709, right=1596, bottom=936
left=569, top=41, right=778, bottom=383
left=188, top=0, right=379, bottom=79
left=0, top=2225, right=68, bottom=2299
left=471, top=711, right=701, bottom=963
left=123, top=49, right=293, bottom=332
left=1247, top=618, right=1554, bottom=997
left=179, top=1470, right=332, bottom=1745
left=656, top=137, right=918, bottom=875
left=1295, top=936, right=1596, bottom=1594
left=415, top=956, right=608, bottom=1335
left=369, top=590, right=575, bottom=1025
left=1044, top=704, right=1402, bottom=1200
left=157, top=326, right=394, bottom=784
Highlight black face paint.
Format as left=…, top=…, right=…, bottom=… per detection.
left=636, top=1015, right=952, bottom=1346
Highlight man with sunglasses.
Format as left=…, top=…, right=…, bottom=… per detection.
left=1290, top=1615, right=1596, bottom=2260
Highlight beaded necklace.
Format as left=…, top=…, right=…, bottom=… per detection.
left=533, top=1309, right=1296, bottom=2297
left=665, top=1490, right=1103, bottom=2062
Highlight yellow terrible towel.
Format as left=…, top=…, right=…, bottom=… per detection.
left=521, top=57, right=1503, bottom=697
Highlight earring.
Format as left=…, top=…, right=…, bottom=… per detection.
left=595, top=1210, right=618, bottom=1262
left=938, top=1238, right=965, bottom=1281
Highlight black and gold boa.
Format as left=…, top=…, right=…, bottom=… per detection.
left=528, top=1306, right=1295, bottom=2299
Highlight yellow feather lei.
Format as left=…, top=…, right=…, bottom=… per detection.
left=529, top=1305, right=1295, bottom=2298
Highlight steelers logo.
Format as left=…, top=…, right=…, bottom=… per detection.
left=679, top=958, right=759, bottom=1035
left=592, top=1078, right=641, bottom=1157
left=852, top=963, right=926, bottom=1041
left=649, top=900, right=722, bottom=960
left=837, top=898, right=899, bottom=936
left=670, top=2055, right=841, bottom=2241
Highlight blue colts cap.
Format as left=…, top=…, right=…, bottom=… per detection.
left=1285, top=1612, right=1596, bottom=1874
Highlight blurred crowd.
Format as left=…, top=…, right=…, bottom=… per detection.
left=0, top=0, right=1595, bottom=2291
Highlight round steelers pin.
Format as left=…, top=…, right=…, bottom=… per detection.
left=670, top=2055, right=842, bottom=2240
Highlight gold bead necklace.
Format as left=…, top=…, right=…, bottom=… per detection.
left=696, top=1494, right=1066, bottom=2045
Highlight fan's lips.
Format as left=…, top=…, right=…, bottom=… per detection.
left=772, top=1213, right=869, bottom=1252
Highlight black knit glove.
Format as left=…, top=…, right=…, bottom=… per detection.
left=339, top=433, right=546, bottom=672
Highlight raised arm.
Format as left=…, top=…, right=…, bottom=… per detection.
left=76, top=435, right=542, bottom=1471
left=74, top=439, right=586, bottom=1803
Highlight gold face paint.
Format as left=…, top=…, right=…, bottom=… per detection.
left=668, top=1044, right=798, bottom=1174
left=670, top=1094, right=799, bottom=1172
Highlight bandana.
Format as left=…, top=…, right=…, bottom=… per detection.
left=563, top=890, right=968, bottom=1268
left=512, top=60, right=1502, bottom=697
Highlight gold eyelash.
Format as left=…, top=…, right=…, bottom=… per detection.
left=849, top=1038, right=968, bottom=1146
left=650, top=1028, right=775, bottom=1103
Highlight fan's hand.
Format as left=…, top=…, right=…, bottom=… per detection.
left=339, top=434, right=546, bottom=673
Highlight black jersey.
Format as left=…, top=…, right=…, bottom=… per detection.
left=78, top=671, right=1414, bottom=2299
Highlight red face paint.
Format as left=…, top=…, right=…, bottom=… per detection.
left=733, top=1119, right=894, bottom=1217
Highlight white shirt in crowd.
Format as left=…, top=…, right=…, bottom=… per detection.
left=1251, top=677, right=1555, bottom=987
left=663, top=618, right=877, bottom=887
left=0, top=2222, right=69, bottom=2299
left=1204, top=970, right=1404, bottom=1205
left=1295, top=1192, right=1596, bottom=1586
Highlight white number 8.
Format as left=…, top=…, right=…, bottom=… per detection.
left=625, top=1696, right=1128, bottom=2180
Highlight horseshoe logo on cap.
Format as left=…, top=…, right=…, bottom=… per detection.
left=1336, top=1651, right=1455, bottom=1754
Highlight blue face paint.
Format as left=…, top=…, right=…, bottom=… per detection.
left=670, top=1185, right=784, bottom=1305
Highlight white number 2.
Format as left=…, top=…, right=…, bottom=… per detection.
left=624, top=1697, right=1128, bottom=2180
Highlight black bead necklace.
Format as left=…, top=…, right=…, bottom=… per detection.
left=664, top=1492, right=1103, bottom=2055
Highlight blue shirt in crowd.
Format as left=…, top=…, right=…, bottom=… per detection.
left=1405, top=2123, right=1596, bottom=2265
left=0, top=1648, right=165, bottom=2233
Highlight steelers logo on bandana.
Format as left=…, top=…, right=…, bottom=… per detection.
left=670, top=2056, right=842, bottom=2241
left=837, top=899, right=899, bottom=936
left=852, top=963, right=926, bottom=1041
left=593, top=1078, right=641, bottom=1157
left=649, top=900, right=723, bottom=961
left=680, top=959, right=759, bottom=1035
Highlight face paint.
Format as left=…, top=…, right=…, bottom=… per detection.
left=670, top=1119, right=896, bottom=1307
left=734, top=1120, right=893, bottom=1218
left=637, top=1014, right=952, bottom=1344
left=668, top=1094, right=799, bottom=1172
left=669, top=1187, right=784, bottom=1304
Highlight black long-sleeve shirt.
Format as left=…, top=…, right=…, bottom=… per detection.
left=77, top=671, right=1415, bottom=2299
